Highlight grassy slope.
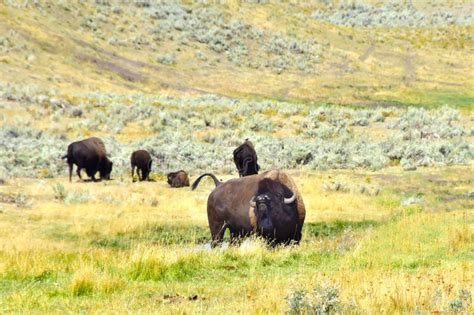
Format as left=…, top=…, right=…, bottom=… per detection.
left=0, top=1, right=473, bottom=313
left=0, top=166, right=473, bottom=313
left=0, top=1, right=473, bottom=108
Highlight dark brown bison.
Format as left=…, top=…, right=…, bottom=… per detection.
left=62, top=137, right=113, bottom=182
left=233, top=139, right=260, bottom=177
left=191, top=170, right=305, bottom=246
left=167, top=170, right=190, bottom=188
left=131, top=150, right=152, bottom=181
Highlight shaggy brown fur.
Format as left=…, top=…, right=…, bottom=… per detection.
left=233, top=139, right=260, bottom=177
left=262, top=170, right=305, bottom=225
left=62, top=137, right=113, bottom=182
left=192, top=170, right=305, bottom=246
left=131, top=150, right=152, bottom=181
left=167, top=170, right=190, bottom=187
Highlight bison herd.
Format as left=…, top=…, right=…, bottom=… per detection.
left=62, top=137, right=305, bottom=245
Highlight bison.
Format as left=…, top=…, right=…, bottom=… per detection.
left=62, top=137, right=113, bottom=182
left=131, top=150, right=152, bottom=181
left=191, top=170, right=305, bottom=246
left=233, top=139, right=260, bottom=177
left=167, top=170, right=190, bottom=188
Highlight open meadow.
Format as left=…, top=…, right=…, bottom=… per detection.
left=0, top=166, right=472, bottom=313
left=0, top=0, right=473, bottom=314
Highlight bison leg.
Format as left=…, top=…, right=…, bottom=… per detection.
left=229, top=229, right=243, bottom=246
left=87, top=169, right=98, bottom=182
left=147, top=161, right=152, bottom=181
left=141, top=169, right=148, bottom=181
left=76, top=167, right=82, bottom=181
left=209, top=220, right=227, bottom=247
left=68, top=163, right=73, bottom=182
left=91, top=171, right=100, bottom=182
left=131, top=165, right=135, bottom=182
left=294, top=227, right=302, bottom=244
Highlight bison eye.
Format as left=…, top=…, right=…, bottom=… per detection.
left=257, top=195, right=270, bottom=203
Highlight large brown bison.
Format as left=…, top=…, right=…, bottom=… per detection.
left=191, top=170, right=305, bottom=246
left=62, top=137, right=113, bottom=182
left=167, top=170, right=190, bottom=188
left=233, top=139, right=260, bottom=177
left=131, top=150, right=152, bottom=181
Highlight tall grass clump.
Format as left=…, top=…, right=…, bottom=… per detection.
left=64, top=191, right=91, bottom=204
left=287, top=282, right=347, bottom=314
left=70, top=269, right=95, bottom=296
left=52, top=183, right=67, bottom=201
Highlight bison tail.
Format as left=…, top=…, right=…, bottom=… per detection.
left=61, top=154, right=68, bottom=160
left=191, top=173, right=221, bottom=191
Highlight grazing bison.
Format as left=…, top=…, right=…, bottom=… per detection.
left=191, top=170, right=305, bottom=246
left=233, top=139, right=260, bottom=177
left=62, top=137, right=113, bottom=182
left=167, top=170, right=190, bottom=188
left=131, top=150, right=152, bottom=181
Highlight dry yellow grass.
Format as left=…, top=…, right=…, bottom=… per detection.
left=0, top=165, right=472, bottom=313
left=0, top=1, right=472, bottom=107
left=0, top=1, right=473, bottom=313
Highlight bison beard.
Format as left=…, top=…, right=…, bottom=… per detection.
left=191, top=170, right=305, bottom=246
left=62, top=137, right=113, bottom=182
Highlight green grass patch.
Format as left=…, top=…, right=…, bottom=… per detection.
left=345, top=212, right=474, bottom=270
left=371, top=89, right=474, bottom=109
left=43, top=224, right=79, bottom=242
left=90, top=223, right=210, bottom=249
left=304, top=220, right=379, bottom=238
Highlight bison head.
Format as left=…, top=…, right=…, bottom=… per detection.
left=167, top=172, right=176, bottom=186
left=249, top=179, right=297, bottom=240
left=100, top=159, right=113, bottom=180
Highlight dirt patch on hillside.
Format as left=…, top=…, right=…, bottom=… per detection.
left=353, top=101, right=402, bottom=108
left=403, top=53, right=417, bottom=85
left=373, top=174, right=401, bottom=182
left=359, top=43, right=376, bottom=62
left=0, top=193, right=15, bottom=204
left=72, top=39, right=237, bottom=97
left=76, top=53, right=147, bottom=83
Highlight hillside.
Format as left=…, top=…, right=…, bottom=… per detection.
left=0, top=2, right=473, bottom=314
left=1, top=0, right=473, bottom=107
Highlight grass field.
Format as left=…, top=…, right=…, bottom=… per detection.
left=0, top=0, right=473, bottom=314
left=0, top=166, right=472, bottom=313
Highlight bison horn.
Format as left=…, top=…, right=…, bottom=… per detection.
left=283, top=192, right=296, bottom=204
left=249, top=196, right=256, bottom=208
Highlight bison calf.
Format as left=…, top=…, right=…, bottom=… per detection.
left=131, top=150, right=152, bottom=181
left=62, top=137, right=113, bottom=182
left=167, top=170, right=190, bottom=188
